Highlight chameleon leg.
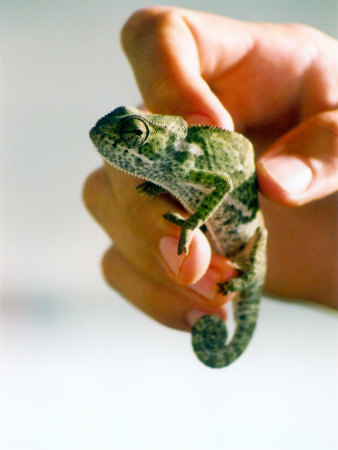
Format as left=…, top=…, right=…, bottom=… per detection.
left=164, top=170, right=231, bottom=254
left=218, top=226, right=267, bottom=294
left=163, top=211, right=197, bottom=255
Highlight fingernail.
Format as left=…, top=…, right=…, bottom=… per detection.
left=188, top=267, right=220, bottom=299
left=262, top=154, right=313, bottom=195
left=159, top=236, right=185, bottom=275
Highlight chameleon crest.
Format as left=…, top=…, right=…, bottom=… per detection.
left=90, top=106, right=267, bottom=368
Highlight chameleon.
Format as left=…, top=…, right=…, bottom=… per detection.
left=89, top=106, right=267, bottom=369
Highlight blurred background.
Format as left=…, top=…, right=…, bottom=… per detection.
left=1, top=1, right=338, bottom=449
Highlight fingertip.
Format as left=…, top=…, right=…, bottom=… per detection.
left=257, top=153, right=313, bottom=206
left=257, top=111, right=338, bottom=206
left=159, top=236, right=187, bottom=276
left=82, top=166, right=106, bottom=208
left=180, top=230, right=212, bottom=283
left=159, top=230, right=211, bottom=285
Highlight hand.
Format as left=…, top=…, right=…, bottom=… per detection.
left=83, top=7, right=338, bottom=327
left=120, top=7, right=338, bottom=205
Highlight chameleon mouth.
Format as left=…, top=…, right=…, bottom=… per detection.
left=89, top=126, right=98, bottom=142
left=89, top=129, right=104, bottom=150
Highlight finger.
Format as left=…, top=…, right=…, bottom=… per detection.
left=102, top=164, right=212, bottom=286
left=257, top=110, right=338, bottom=205
left=83, top=167, right=184, bottom=285
left=121, top=7, right=337, bottom=130
left=102, top=246, right=228, bottom=331
left=121, top=7, right=234, bottom=129
left=83, top=166, right=236, bottom=300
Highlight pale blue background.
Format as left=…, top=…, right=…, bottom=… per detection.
left=1, top=1, right=338, bottom=449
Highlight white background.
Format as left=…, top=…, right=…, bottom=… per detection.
left=1, top=1, right=338, bottom=449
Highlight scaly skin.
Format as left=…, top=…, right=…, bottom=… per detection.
left=90, top=106, right=267, bottom=368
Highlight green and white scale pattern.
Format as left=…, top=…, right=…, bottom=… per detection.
left=90, top=106, right=267, bottom=368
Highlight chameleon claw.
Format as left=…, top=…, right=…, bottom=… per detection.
left=163, top=212, right=195, bottom=254
left=199, top=224, right=208, bottom=233
left=177, top=227, right=194, bottom=255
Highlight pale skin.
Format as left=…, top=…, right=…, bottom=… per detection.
left=83, top=7, right=338, bottom=330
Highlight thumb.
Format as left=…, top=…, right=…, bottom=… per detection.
left=257, top=110, right=338, bottom=206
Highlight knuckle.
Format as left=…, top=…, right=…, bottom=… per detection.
left=101, top=246, right=117, bottom=285
left=82, top=167, right=109, bottom=212
left=82, top=170, right=100, bottom=211
left=121, top=6, right=179, bottom=51
left=286, top=23, right=325, bottom=43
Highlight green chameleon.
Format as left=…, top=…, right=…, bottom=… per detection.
left=89, top=106, right=267, bottom=369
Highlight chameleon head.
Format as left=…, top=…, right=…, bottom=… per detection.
left=89, top=106, right=187, bottom=176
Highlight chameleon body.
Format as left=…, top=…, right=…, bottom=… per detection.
left=90, top=106, right=267, bottom=368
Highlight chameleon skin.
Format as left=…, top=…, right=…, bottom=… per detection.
left=90, top=106, right=267, bottom=369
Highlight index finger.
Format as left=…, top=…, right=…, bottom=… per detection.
left=121, top=7, right=337, bottom=129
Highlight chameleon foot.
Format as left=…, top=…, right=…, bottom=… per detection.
left=218, top=275, right=246, bottom=294
left=163, top=211, right=195, bottom=254
left=136, top=181, right=167, bottom=197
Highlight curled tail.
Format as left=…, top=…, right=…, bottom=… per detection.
left=191, top=285, right=261, bottom=368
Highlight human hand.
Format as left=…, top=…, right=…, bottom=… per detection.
left=84, top=7, right=338, bottom=325
left=121, top=7, right=338, bottom=206
left=83, top=165, right=237, bottom=330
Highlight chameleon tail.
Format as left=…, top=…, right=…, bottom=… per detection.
left=191, top=284, right=261, bottom=368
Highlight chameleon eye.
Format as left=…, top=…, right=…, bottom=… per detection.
left=119, top=116, right=150, bottom=147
